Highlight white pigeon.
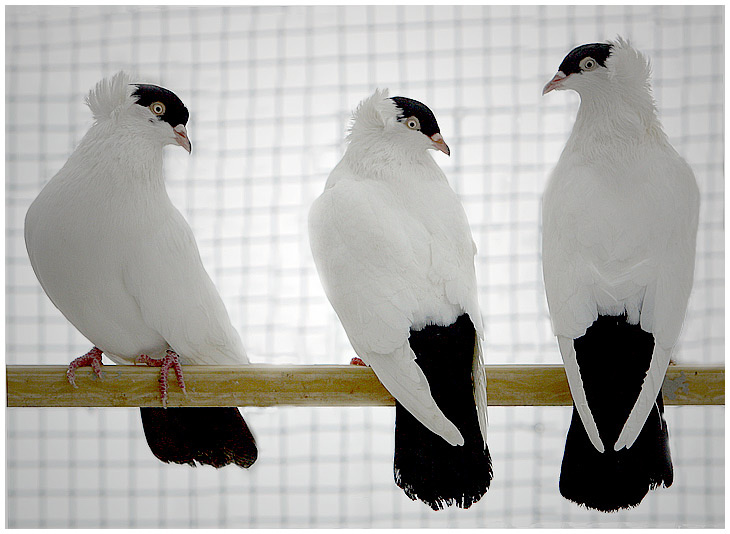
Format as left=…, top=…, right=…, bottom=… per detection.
left=24, top=71, right=257, bottom=468
left=542, top=38, right=699, bottom=511
left=309, top=89, right=492, bottom=510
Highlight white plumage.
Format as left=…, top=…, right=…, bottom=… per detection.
left=25, top=71, right=258, bottom=469
left=542, top=38, right=699, bottom=452
left=309, top=89, right=487, bottom=448
left=25, top=71, right=247, bottom=369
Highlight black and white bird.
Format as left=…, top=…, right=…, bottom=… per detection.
left=25, top=72, right=257, bottom=469
left=309, top=90, right=492, bottom=510
left=542, top=38, right=699, bottom=511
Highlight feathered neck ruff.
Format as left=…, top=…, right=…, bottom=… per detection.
left=85, top=71, right=137, bottom=123
left=569, top=37, right=667, bottom=157
left=64, top=71, right=166, bottom=192
left=341, top=88, right=442, bottom=179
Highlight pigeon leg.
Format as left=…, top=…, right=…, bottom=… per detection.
left=66, top=346, right=104, bottom=386
left=135, top=350, right=187, bottom=407
left=350, top=357, right=367, bottom=366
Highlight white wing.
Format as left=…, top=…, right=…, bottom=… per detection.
left=472, top=335, right=489, bottom=446
left=123, top=205, right=247, bottom=365
left=365, top=343, right=463, bottom=446
left=558, top=335, right=604, bottom=452
left=543, top=144, right=699, bottom=452
left=616, top=153, right=699, bottom=449
left=614, top=344, right=670, bottom=450
left=309, top=165, right=482, bottom=446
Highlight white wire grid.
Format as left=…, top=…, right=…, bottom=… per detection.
left=5, top=5, right=724, bottom=528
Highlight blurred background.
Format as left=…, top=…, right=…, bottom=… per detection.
left=5, top=5, right=724, bottom=528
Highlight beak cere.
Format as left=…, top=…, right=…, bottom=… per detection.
left=173, top=124, right=192, bottom=153
left=542, top=71, right=567, bottom=95
left=430, top=133, right=450, bottom=156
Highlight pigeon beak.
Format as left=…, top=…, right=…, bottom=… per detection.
left=173, top=124, right=192, bottom=153
left=430, top=133, right=450, bottom=156
left=542, top=71, right=567, bottom=95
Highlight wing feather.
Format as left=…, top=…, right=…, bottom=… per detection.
left=365, top=343, right=463, bottom=446
left=614, top=344, right=670, bottom=450
left=125, top=207, right=247, bottom=365
left=472, top=336, right=489, bottom=446
left=310, top=164, right=482, bottom=446
left=544, top=138, right=699, bottom=455
left=558, top=335, right=604, bottom=452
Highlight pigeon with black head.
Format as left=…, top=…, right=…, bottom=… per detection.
left=310, top=90, right=491, bottom=510
left=25, top=72, right=257, bottom=469
left=541, top=38, right=699, bottom=511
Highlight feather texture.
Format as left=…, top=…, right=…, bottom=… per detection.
left=85, top=71, right=136, bottom=122
left=25, top=72, right=256, bottom=468
left=140, top=407, right=258, bottom=468
left=559, top=315, right=672, bottom=511
left=26, top=73, right=246, bottom=366
left=394, top=315, right=492, bottom=510
left=309, top=89, right=490, bottom=508
left=542, top=39, right=698, bottom=510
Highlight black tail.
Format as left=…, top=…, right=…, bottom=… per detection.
left=560, top=314, right=673, bottom=512
left=394, top=313, right=492, bottom=510
left=140, top=407, right=258, bottom=468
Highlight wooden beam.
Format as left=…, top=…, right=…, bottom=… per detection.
left=5, top=364, right=724, bottom=408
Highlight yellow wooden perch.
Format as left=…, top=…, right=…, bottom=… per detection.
left=6, top=364, right=724, bottom=408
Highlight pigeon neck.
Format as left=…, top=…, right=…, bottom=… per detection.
left=74, top=123, right=167, bottom=192
left=343, top=139, right=443, bottom=182
left=568, top=88, right=663, bottom=158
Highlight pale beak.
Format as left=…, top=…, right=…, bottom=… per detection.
left=430, top=132, right=450, bottom=156
left=542, top=71, right=567, bottom=95
left=173, top=124, right=192, bottom=153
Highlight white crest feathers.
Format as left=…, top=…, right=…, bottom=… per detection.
left=606, top=36, right=653, bottom=90
left=85, top=71, right=136, bottom=122
left=346, top=88, right=398, bottom=143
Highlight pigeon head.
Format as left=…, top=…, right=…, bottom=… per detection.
left=543, top=42, right=613, bottom=95
left=348, top=89, right=450, bottom=157
left=131, top=84, right=191, bottom=153
left=85, top=72, right=192, bottom=154
left=389, top=96, right=450, bottom=156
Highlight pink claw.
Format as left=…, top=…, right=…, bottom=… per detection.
left=67, top=347, right=104, bottom=387
left=350, top=357, right=367, bottom=366
left=135, top=350, right=187, bottom=407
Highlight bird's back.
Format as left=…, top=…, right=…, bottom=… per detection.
left=311, top=158, right=482, bottom=339
left=310, top=153, right=487, bottom=445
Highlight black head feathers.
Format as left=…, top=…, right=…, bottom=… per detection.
left=558, top=43, right=613, bottom=76
left=390, top=96, right=441, bottom=138
left=132, top=84, right=189, bottom=128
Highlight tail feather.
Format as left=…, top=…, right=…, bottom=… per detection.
left=560, top=314, right=673, bottom=512
left=394, top=314, right=493, bottom=510
left=140, top=407, right=258, bottom=468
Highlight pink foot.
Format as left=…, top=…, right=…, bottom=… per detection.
left=67, top=347, right=104, bottom=387
left=135, top=350, right=186, bottom=407
left=350, top=357, right=367, bottom=366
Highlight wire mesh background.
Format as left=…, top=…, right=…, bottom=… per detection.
left=5, top=5, right=724, bottom=528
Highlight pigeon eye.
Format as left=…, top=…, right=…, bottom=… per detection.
left=150, top=102, right=166, bottom=115
left=580, top=57, right=598, bottom=72
left=405, top=117, right=421, bottom=130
